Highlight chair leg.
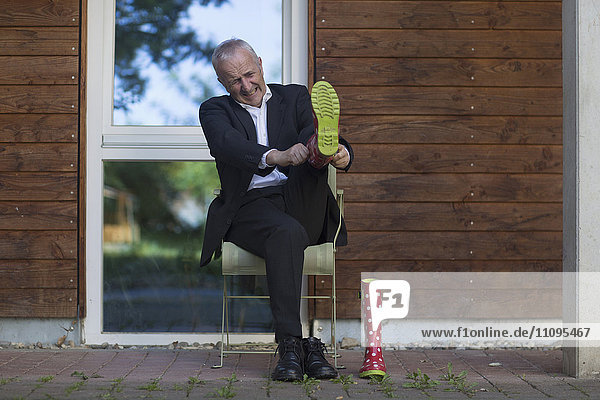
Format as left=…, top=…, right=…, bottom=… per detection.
left=224, top=277, right=231, bottom=351
left=331, top=262, right=344, bottom=369
left=212, top=278, right=228, bottom=368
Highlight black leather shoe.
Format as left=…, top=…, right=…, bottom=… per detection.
left=303, top=337, right=338, bottom=379
left=271, top=336, right=304, bottom=381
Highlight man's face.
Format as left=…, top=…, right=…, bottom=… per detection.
left=216, top=49, right=266, bottom=107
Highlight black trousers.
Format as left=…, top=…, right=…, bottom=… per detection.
left=224, top=163, right=330, bottom=342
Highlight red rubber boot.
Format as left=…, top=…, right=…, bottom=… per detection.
left=359, top=346, right=387, bottom=378
left=360, top=278, right=388, bottom=378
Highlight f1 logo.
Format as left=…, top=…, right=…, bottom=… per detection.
left=363, top=279, right=411, bottom=333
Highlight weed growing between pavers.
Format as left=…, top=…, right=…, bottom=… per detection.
left=66, top=369, right=103, bottom=395
left=369, top=374, right=398, bottom=398
left=261, top=375, right=274, bottom=397
left=401, top=363, right=480, bottom=398
left=565, top=381, right=590, bottom=397
left=0, top=377, right=19, bottom=385
left=138, top=377, right=163, bottom=392
left=209, top=373, right=238, bottom=398
left=65, top=380, right=86, bottom=395
left=71, top=370, right=101, bottom=380
left=331, top=373, right=357, bottom=397
left=294, top=374, right=320, bottom=399
left=439, top=362, right=478, bottom=397
left=184, top=376, right=205, bottom=397
left=100, top=377, right=124, bottom=400
left=34, top=375, right=55, bottom=389
left=403, top=369, right=439, bottom=390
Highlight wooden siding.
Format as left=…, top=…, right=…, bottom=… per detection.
left=0, top=0, right=80, bottom=318
left=310, top=0, right=562, bottom=319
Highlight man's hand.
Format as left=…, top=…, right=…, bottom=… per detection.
left=330, top=144, right=350, bottom=169
left=266, top=143, right=309, bottom=167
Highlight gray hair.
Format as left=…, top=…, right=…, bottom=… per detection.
left=211, top=38, right=260, bottom=74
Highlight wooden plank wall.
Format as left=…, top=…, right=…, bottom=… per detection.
left=310, top=0, right=562, bottom=319
left=0, top=0, right=80, bottom=318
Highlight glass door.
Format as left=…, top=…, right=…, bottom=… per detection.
left=85, top=0, right=306, bottom=345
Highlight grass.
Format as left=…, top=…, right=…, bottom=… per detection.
left=34, top=375, right=55, bottom=389
left=99, top=377, right=124, bottom=400
left=262, top=376, right=274, bottom=397
left=369, top=373, right=398, bottom=398
left=331, top=373, right=357, bottom=396
left=70, top=370, right=101, bottom=380
left=137, top=377, right=162, bottom=392
left=439, top=362, right=478, bottom=397
left=65, top=380, right=86, bottom=395
left=0, top=377, right=18, bottom=385
left=185, top=376, right=205, bottom=397
left=401, top=362, right=479, bottom=397
left=209, top=373, right=238, bottom=398
left=403, top=368, right=439, bottom=390
left=294, top=374, right=320, bottom=399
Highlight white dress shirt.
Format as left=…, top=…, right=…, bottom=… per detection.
left=236, top=86, right=288, bottom=191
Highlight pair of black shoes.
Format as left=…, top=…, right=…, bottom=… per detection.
left=271, top=336, right=338, bottom=381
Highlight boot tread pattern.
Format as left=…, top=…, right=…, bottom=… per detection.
left=311, top=81, right=340, bottom=157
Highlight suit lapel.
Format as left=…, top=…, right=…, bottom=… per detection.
left=229, top=97, right=257, bottom=143
left=267, top=87, right=284, bottom=147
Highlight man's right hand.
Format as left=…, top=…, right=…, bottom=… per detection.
left=266, top=143, right=309, bottom=167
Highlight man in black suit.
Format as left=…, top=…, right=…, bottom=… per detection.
left=199, top=38, right=353, bottom=381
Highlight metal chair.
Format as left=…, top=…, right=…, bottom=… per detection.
left=212, top=165, right=344, bottom=368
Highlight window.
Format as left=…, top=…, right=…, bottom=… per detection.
left=86, top=0, right=307, bottom=344
left=103, top=161, right=273, bottom=333
left=113, top=0, right=282, bottom=126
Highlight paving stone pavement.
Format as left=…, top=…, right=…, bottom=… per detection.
left=0, top=348, right=599, bottom=399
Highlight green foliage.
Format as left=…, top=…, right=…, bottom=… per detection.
left=331, top=374, right=357, bottom=396
left=137, top=378, right=162, bottom=391
left=65, top=380, right=86, bottom=395
left=403, top=369, right=439, bottom=390
left=104, top=161, right=219, bottom=235
left=166, top=162, right=221, bottom=200
left=369, top=374, right=398, bottom=398
left=439, top=362, right=478, bottom=397
left=294, top=374, right=320, bottom=398
left=70, top=371, right=101, bottom=380
left=185, top=376, right=205, bottom=397
left=38, top=376, right=55, bottom=383
left=114, top=0, right=228, bottom=110
left=331, top=373, right=356, bottom=387
left=0, top=377, right=18, bottom=385
left=100, top=377, right=124, bottom=399
left=210, top=373, right=237, bottom=398
left=401, top=363, right=478, bottom=397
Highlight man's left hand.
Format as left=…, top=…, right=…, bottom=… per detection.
left=330, top=144, right=350, bottom=169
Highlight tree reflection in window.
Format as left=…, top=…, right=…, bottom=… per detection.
left=113, top=0, right=282, bottom=126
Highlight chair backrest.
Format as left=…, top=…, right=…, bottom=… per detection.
left=327, top=164, right=336, bottom=194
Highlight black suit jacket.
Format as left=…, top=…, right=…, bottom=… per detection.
left=198, top=83, right=353, bottom=267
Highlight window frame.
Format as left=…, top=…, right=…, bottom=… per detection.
left=84, top=0, right=308, bottom=345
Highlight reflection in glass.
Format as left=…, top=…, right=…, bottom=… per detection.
left=103, top=161, right=273, bottom=333
left=113, top=0, right=282, bottom=126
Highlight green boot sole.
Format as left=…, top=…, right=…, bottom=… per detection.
left=311, top=81, right=340, bottom=157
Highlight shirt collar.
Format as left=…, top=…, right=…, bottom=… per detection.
left=235, top=85, right=272, bottom=111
